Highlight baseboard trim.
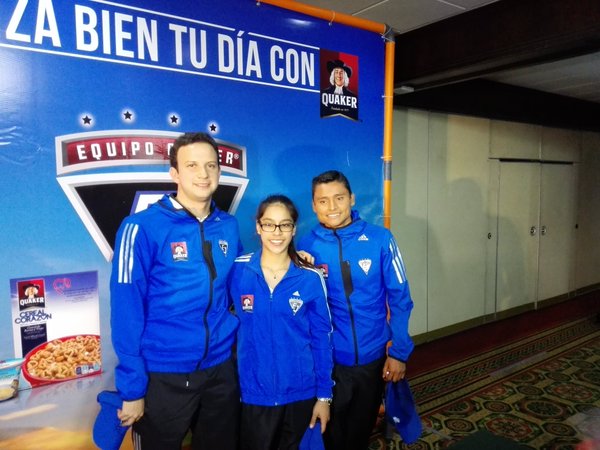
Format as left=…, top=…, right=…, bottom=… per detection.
left=411, top=285, right=600, bottom=345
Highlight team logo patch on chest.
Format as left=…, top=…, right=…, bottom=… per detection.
left=171, top=242, right=188, bottom=261
left=358, top=258, right=372, bottom=275
left=316, top=264, right=329, bottom=279
left=241, top=294, right=254, bottom=313
left=289, top=291, right=304, bottom=315
left=219, top=240, right=229, bottom=256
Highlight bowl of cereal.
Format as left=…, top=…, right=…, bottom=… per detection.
left=22, top=334, right=102, bottom=387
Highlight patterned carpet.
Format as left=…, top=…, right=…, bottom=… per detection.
left=369, top=316, right=600, bottom=450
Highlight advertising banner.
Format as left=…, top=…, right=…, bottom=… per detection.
left=0, top=0, right=386, bottom=446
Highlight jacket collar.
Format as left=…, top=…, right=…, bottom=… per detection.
left=158, top=194, right=219, bottom=221
left=246, top=248, right=302, bottom=279
left=313, top=210, right=365, bottom=240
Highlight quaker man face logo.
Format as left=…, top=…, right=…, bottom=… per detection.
left=171, top=242, right=188, bottom=261
left=317, top=264, right=329, bottom=279
left=241, top=295, right=254, bottom=313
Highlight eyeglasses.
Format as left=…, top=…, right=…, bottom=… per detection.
left=258, top=222, right=295, bottom=232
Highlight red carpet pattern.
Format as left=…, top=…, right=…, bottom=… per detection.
left=369, top=317, right=600, bottom=449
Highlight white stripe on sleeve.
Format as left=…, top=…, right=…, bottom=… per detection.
left=118, top=223, right=139, bottom=284
left=389, top=239, right=406, bottom=284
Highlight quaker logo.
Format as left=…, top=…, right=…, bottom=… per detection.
left=316, top=264, right=329, bottom=279
left=56, top=130, right=249, bottom=261
left=171, top=242, right=188, bottom=261
left=289, top=291, right=304, bottom=315
left=241, top=295, right=254, bottom=313
left=320, top=50, right=359, bottom=121
left=18, top=279, right=46, bottom=311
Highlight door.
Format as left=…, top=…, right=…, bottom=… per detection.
left=494, top=161, right=577, bottom=313
left=537, top=164, right=577, bottom=301
left=495, top=162, right=541, bottom=312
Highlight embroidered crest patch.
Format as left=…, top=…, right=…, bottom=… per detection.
left=219, top=239, right=229, bottom=256
left=289, top=291, right=304, bottom=315
left=358, top=258, right=371, bottom=275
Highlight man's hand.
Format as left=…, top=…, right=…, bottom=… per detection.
left=297, top=250, right=315, bottom=265
left=382, top=357, right=406, bottom=383
left=117, top=398, right=145, bottom=427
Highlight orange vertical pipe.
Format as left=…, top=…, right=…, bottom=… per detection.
left=382, top=39, right=395, bottom=230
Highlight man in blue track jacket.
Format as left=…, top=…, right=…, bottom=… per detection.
left=298, top=170, right=414, bottom=450
left=110, top=132, right=242, bottom=450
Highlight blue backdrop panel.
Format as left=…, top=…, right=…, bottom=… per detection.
left=0, top=0, right=384, bottom=438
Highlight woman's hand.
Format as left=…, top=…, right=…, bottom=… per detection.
left=310, top=399, right=331, bottom=433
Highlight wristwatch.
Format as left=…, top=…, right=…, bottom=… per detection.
left=317, top=397, right=332, bottom=405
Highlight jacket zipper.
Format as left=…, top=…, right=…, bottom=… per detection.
left=166, top=197, right=217, bottom=375
left=334, top=231, right=358, bottom=365
left=199, top=220, right=217, bottom=365
left=269, top=288, right=278, bottom=405
left=258, top=259, right=286, bottom=405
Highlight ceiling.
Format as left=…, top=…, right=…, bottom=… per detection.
left=298, top=0, right=499, bottom=34
left=297, top=0, right=600, bottom=106
left=486, top=54, right=600, bottom=105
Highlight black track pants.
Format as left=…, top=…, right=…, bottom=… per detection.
left=132, top=357, right=240, bottom=450
left=323, top=357, right=385, bottom=450
left=240, top=398, right=315, bottom=450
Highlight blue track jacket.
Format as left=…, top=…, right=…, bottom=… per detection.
left=298, top=211, right=414, bottom=366
left=110, top=194, right=242, bottom=401
left=229, top=249, right=334, bottom=406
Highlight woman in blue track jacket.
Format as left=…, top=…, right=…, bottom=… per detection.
left=298, top=170, right=415, bottom=450
left=229, top=194, right=334, bottom=450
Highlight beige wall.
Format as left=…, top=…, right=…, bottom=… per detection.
left=391, top=108, right=600, bottom=338
left=576, top=132, right=600, bottom=289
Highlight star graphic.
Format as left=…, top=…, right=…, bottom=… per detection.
left=209, top=123, right=217, bottom=132
left=82, top=115, right=92, bottom=125
left=170, top=115, right=179, bottom=124
left=123, top=111, right=133, bottom=120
